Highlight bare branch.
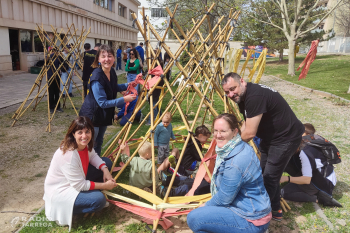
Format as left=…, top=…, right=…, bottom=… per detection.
left=298, top=0, right=344, bottom=37
left=297, top=0, right=322, bottom=35
left=248, top=13, right=284, bottom=32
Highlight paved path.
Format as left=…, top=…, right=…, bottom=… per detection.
left=0, top=69, right=126, bottom=110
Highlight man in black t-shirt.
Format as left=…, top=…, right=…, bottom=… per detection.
left=222, top=72, right=304, bottom=221
left=82, top=43, right=101, bottom=97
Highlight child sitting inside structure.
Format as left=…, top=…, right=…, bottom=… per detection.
left=120, top=141, right=158, bottom=190
left=158, top=125, right=211, bottom=177
left=157, top=125, right=212, bottom=197
left=154, top=112, right=176, bottom=164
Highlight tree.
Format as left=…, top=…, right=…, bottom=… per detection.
left=335, top=0, right=350, bottom=37
left=246, top=0, right=343, bottom=76
left=235, top=1, right=326, bottom=62
left=147, top=0, right=241, bottom=40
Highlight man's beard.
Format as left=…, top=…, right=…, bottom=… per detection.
left=230, top=89, right=245, bottom=104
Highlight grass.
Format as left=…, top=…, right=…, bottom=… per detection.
left=14, top=62, right=350, bottom=232
left=264, top=54, right=350, bottom=100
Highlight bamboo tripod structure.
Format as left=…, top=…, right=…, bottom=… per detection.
left=11, top=24, right=90, bottom=132
left=91, top=4, right=270, bottom=232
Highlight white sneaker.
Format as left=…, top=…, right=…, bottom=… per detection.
left=104, top=201, right=110, bottom=208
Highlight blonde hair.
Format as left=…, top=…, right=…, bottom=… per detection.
left=138, top=141, right=152, bottom=158
left=162, top=112, right=172, bottom=121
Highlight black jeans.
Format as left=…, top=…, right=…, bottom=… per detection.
left=83, top=80, right=89, bottom=98
left=49, top=78, right=60, bottom=110
left=260, top=137, right=302, bottom=211
left=281, top=183, right=318, bottom=203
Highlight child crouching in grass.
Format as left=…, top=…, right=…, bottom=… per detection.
left=120, top=141, right=158, bottom=190
left=154, top=112, right=176, bottom=164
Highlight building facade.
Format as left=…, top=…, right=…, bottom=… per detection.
left=0, top=0, right=140, bottom=75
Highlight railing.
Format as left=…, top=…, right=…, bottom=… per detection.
left=317, top=36, right=350, bottom=53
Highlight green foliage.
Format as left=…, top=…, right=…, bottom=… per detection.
left=147, top=0, right=240, bottom=39
left=180, top=50, right=190, bottom=67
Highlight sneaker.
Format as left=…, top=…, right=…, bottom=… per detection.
left=69, top=93, right=74, bottom=97
left=57, top=108, right=64, bottom=113
left=317, top=191, right=342, bottom=207
left=168, top=155, right=177, bottom=168
left=160, top=171, right=172, bottom=186
left=272, top=209, right=283, bottom=221
left=104, top=201, right=110, bottom=208
left=50, top=109, right=54, bottom=114
left=158, top=185, right=166, bottom=198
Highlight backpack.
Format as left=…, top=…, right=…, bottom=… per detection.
left=300, top=134, right=341, bottom=165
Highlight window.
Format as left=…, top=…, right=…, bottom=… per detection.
left=33, top=32, right=44, bottom=52
left=20, top=30, right=32, bottom=52
left=119, top=4, right=126, bottom=17
left=130, top=10, right=134, bottom=21
left=325, top=3, right=327, bottom=7
left=151, top=8, right=167, bottom=18
left=94, top=0, right=113, bottom=11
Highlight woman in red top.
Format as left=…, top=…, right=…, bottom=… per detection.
left=43, top=116, right=117, bottom=230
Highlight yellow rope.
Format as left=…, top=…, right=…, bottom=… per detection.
left=232, top=49, right=243, bottom=73
left=249, top=49, right=267, bottom=84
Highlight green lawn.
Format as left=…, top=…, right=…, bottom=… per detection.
left=264, top=54, right=350, bottom=100
left=17, top=62, right=350, bottom=232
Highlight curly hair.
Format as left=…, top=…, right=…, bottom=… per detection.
left=60, top=116, right=95, bottom=154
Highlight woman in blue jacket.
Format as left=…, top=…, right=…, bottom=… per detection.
left=187, top=113, right=271, bottom=233
left=79, top=45, right=135, bottom=156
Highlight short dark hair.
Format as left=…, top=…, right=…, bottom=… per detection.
left=140, top=42, right=144, bottom=45
left=119, top=46, right=122, bottom=49
left=92, top=44, right=116, bottom=68
left=195, top=125, right=211, bottom=137
left=222, top=72, right=242, bottom=86
left=95, top=43, right=102, bottom=48
left=60, top=116, right=94, bottom=154
left=304, top=123, right=316, bottom=135
left=84, top=43, right=91, bottom=50
left=213, top=113, right=241, bottom=135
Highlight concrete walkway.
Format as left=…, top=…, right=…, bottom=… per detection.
left=0, top=69, right=126, bottom=110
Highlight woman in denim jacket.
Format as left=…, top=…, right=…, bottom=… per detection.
left=187, top=113, right=271, bottom=233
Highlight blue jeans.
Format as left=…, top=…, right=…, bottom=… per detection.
left=116, top=57, right=122, bottom=70
left=73, top=157, right=112, bottom=214
left=126, top=73, right=139, bottom=93
left=94, top=126, right=108, bottom=156
left=187, top=206, right=270, bottom=233
left=119, top=111, right=141, bottom=126
left=60, top=70, right=72, bottom=95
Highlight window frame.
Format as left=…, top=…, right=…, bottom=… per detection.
left=119, top=3, right=127, bottom=18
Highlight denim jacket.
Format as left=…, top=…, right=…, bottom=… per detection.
left=206, top=141, right=271, bottom=220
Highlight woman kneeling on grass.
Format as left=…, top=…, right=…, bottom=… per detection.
left=43, top=116, right=117, bottom=230
left=187, top=113, right=271, bottom=233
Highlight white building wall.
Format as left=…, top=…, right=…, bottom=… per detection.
left=0, top=0, right=140, bottom=75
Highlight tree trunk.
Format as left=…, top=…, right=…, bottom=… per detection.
left=279, top=49, right=284, bottom=61
left=287, top=38, right=296, bottom=76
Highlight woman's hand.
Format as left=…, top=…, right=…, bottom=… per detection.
left=102, top=167, right=114, bottom=182
left=103, top=180, right=118, bottom=190
left=123, top=94, right=135, bottom=103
